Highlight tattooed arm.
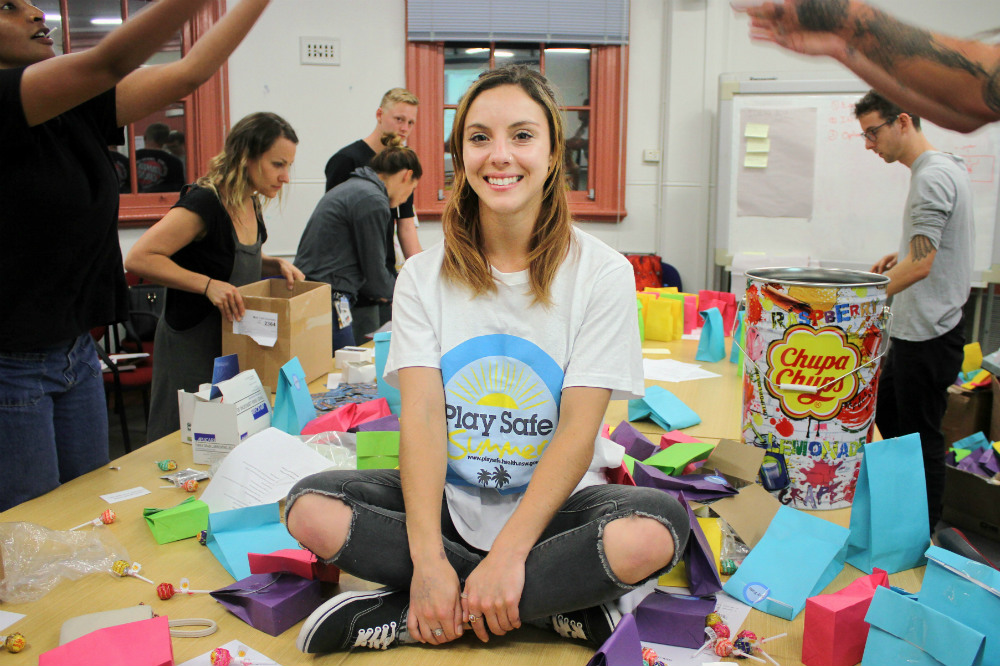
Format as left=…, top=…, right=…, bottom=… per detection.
left=738, top=0, right=1000, bottom=133
left=882, top=235, right=936, bottom=297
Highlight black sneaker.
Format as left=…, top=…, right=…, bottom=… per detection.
left=297, top=587, right=412, bottom=653
left=549, top=602, right=621, bottom=645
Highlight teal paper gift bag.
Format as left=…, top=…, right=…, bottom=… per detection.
left=846, top=433, right=929, bottom=574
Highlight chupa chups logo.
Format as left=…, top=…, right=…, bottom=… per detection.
left=765, top=324, right=861, bottom=420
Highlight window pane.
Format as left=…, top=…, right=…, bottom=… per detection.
left=128, top=0, right=182, bottom=65
left=444, top=44, right=489, bottom=105
left=563, top=108, right=589, bottom=191
left=35, top=0, right=63, bottom=56
left=134, top=104, right=188, bottom=193
left=544, top=47, right=590, bottom=106
left=65, top=0, right=121, bottom=52
left=495, top=44, right=539, bottom=70
left=444, top=108, right=456, bottom=190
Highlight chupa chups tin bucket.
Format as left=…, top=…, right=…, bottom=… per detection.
left=740, top=267, right=890, bottom=510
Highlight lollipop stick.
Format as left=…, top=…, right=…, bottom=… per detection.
left=69, top=518, right=98, bottom=531
left=758, top=647, right=781, bottom=666
left=758, top=632, right=787, bottom=645
left=735, top=650, right=766, bottom=663
left=132, top=572, right=155, bottom=585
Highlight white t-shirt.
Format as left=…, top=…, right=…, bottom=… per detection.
left=384, top=228, right=644, bottom=550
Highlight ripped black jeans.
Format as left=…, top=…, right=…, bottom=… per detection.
left=285, top=469, right=690, bottom=620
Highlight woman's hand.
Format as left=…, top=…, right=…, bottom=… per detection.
left=461, top=551, right=525, bottom=642
left=277, top=258, right=305, bottom=289
left=407, top=558, right=465, bottom=645
left=205, top=278, right=246, bottom=322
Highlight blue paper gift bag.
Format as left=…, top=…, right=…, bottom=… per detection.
left=695, top=307, right=726, bottom=362
left=628, top=385, right=700, bottom=430
left=374, top=331, right=401, bottom=416
left=722, top=505, right=849, bottom=620
left=272, top=357, right=316, bottom=435
left=846, top=433, right=929, bottom=574
left=862, top=586, right=985, bottom=666
left=919, top=546, right=1000, bottom=666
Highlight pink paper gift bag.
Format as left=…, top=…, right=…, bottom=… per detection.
left=802, top=568, right=889, bottom=666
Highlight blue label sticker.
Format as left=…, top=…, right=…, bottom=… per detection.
left=193, top=433, right=216, bottom=443
left=743, top=582, right=770, bottom=605
left=251, top=403, right=269, bottom=420
left=705, top=475, right=727, bottom=485
left=292, top=374, right=301, bottom=391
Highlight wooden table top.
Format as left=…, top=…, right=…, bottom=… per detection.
left=0, top=338, right=922, bottom=665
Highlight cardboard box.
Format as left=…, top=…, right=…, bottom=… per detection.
left=178, top=370, right=271, bottom=464
left=942, top=463, right=1000, bottom=541
left=222, top=280, right=332, bottom=391
left=941, top=383, right=992, bottom=447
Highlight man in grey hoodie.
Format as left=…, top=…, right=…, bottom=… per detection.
left=854, top=90, right=974, bottom=531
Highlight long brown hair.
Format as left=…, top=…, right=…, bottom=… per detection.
left=441, top=65, right=573, bottom=305
left=196, top=112, right=298, bottom=216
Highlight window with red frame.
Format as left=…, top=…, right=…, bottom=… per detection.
left=38, top=0, right=228, bottom=227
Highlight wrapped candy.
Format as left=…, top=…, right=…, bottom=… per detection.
left=705, top=612, right=723, bottom=627
left=641, top=646, right=667, bottom=666
left=69, top=509, right=116, bottom=531
left=157, top=459, right=178, bottom=471
left=157, top=582, right=176, bottom=600
left=158, top=577, right=211, bottom=599
left=1, top=633, right=26, bottom=653
left=182, top=479, right=199, bottom=492
left=198, top=529, right=208, bottom=545
left=713, top=623, right=731, bottom=639
left=715, top=638, right=735, bottom=657
left=110, top=559, right=154, bottom=584
left=737, top=630, right=758, bottom=641
left=734, top=637, right=754, bottom=655
left=210, top=647, right=232, bottom=666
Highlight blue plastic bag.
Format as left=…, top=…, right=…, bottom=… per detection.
left=846, top=433, right=929, bottom=574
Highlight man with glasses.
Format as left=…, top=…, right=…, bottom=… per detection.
left=854, top=90, right=973, bottom=533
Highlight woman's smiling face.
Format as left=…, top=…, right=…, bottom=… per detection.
left=461, top=84, right=553, bottom=223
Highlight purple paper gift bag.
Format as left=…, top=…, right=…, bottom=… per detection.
left=211, top=572, right=324, bottom=636
left=634, top=591, right=716, bottom=648
left=610, top=420, right=659, bottom=461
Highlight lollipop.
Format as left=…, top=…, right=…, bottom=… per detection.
left=110, top=559, right=154, bottom=584
left=641, top=646, right=666, bottom=666
left=69, top=509, right=116, bottom=530
left=705, top=612, right=723, bottom=626
left=211, top=648, right=232, bottom=666
left=713, top=622, right=731, bottom=639
left=157, top=459, right=178, bottom=471
left=183, top=478, right=199, bottom=492
left=157, top=577, right=212, bottom=599
left=1, top=633, right=26, bottom=653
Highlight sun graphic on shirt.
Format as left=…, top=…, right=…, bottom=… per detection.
left=448, top=359, right=549, bottom=410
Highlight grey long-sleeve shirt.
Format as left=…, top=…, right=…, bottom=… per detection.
left=294, top=167, right=396, bottom=303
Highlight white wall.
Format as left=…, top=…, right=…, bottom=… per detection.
left=119, top=0, right=1000, bottom=293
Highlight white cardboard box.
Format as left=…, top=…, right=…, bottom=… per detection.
left=178, top=370, right=272, bottom=464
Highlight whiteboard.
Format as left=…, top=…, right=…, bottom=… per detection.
left=713, top=73, right=1000, bottom=280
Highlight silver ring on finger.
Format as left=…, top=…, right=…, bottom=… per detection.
left=432, top=628, right=444, bottom=637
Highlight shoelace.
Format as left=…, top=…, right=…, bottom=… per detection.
left=353, top=621, right=397, bottom=650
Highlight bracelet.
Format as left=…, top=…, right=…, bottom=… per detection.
left=168, top=617, right=218, bottom=638
left=203, top=278, right=212, bottom=296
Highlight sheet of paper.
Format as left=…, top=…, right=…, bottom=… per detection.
left=327, top=372, right=342, bottom=389
left=177, top=640, right=279, bottom=666
left=643, top=358, right=721, bottom=383
left=198, top=427, right=334, bottom=513
left=745, top=136, right=771, bottom=153
left=744, top=153, right=768, bottom=168
left=642, top=348, right=671, bottom=355
left=0, top=610, right=25, bottom=633
left=232, top=309, right=279, bottom=347
left=744, top=123, right=769, bottom=138
left=101, top=486, right=151, bottom=504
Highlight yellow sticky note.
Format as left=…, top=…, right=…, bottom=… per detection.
left=962, top=341, right=983, bottom=374
left=745, top=123, right=769, bottom=138
left=745, top=136, right=771, bottom=153
left=744, top=153, right=768, bottom=168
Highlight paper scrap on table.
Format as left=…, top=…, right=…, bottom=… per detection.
left=745, top=136, right=771, bottom=153
left=682, top=330, right=701, bottom=340
left=744, top=122, right=769, bottom=138
left=642, top=358, right=721, bottom=383
left=744, top=153, right=768, bottom=168
left=101, top=486, right=151, bottom=504
left=232, top=309, right=279, bottom=347
left=177, top=640, right=278, bottom=666
left=0, top=611, right=24, bottom=634
left=641, top=348, right=671, bottom=355
left=198, top=427, right=334, bottom=513
left=327, top=372, right=342, bottom=389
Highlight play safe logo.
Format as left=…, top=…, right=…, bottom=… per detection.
left=764, top=324, right=861, bottom=420
left=441, top=334, right=564, bottom=494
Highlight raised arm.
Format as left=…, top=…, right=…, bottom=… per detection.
left=19, top=0, right=212, bottom=127
left=398, top=366, right=466, bottom=646
left=461, top=385, right=611, bottom=643
left=115, top=0, right=271, bottom=126
left=737, top=0, right=1000, bottom=132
